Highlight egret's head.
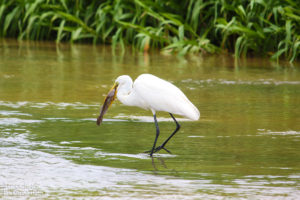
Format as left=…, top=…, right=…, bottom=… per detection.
left=115, top=75, right=132, bottom=87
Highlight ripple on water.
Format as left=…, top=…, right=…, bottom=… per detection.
left=114, top=114, right=191, bottom=122
left=0, top=118, right=43, bottom=126
left=1, top=127, right=300, bottom=199
left=2, top=145, right=299, bottom=199
left=0, top=101, right=98, bottom=109
left=257, top=129, right=300, bottom=136
left=0, top=110, right=32, bottom=116
left=181, top=78, right=300, bottom=86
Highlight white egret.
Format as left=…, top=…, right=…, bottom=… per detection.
left=97, top=74, right=200, bottom=156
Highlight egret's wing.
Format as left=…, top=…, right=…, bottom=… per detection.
left=133, top=74, right=200, bottom=120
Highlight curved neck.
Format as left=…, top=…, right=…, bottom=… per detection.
left=116, top=79, right=135, bottom=106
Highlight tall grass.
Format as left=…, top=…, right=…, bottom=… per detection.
left=0, top=0, right=299, bottom=61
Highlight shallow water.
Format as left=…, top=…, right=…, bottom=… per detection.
left=0, top=39, right=300, bottom=199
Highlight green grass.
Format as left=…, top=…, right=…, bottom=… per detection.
left=0, top=0, right=299, bottom=62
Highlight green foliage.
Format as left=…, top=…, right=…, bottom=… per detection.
left=214, top=0, right=300, bottom=62
left=0, top=0, right=299, bottom=61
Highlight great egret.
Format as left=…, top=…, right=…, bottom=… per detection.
left=97, top=74, right=200, bottom=156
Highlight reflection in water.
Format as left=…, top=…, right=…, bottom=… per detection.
left=1, top=39, right=298, bottom=104
left=1, top=39, right=300, bottom=199
left=151, top=157, right=169, bottom=172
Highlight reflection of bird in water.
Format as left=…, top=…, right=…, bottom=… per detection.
left=97, top=74, right=200, bottom=156
left=151, top=157, right=168, bottom=172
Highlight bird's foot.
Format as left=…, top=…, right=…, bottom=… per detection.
left=154, top=145, right=172, bottom=154
left=144, top=145, right=172, bottom=156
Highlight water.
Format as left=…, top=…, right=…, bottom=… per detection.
left=0, top=39, right=300, bottom=199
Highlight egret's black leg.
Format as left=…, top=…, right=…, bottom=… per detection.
left=154, top=113, right=180, bottom=153
left=150, top=114, right=160, bottom=157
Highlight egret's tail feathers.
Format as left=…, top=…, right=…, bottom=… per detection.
left=187, top=104, right=200, bottom=121
left=177, top=101, right=200, bottom=121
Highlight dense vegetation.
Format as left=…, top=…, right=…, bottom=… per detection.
left=0, top=0, right=299, bottom=61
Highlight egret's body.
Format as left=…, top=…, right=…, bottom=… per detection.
left=97, top=74, right=200, bottom=156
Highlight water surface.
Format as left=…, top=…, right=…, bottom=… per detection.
left=0, top=39, right=300, bottom=199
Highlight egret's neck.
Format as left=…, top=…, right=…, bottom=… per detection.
left=116, top=80, right=136, bottom=106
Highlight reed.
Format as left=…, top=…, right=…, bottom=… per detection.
left=0, top=0, right=299, bottom=62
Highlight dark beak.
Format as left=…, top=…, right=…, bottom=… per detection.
left=97, top=83, right=118, bottom=126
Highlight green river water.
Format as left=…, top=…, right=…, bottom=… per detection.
left=0, top=39, right=300, bottom=199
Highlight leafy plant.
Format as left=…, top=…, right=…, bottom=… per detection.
left=0, top=0, right=299, bottom=61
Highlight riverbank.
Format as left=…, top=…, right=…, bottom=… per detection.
left=0, top=0, right=299, bottom=62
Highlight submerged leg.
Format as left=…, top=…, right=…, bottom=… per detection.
left=154, top=113, right=181, bottom=153
left=149, top=114, right=160, bottom=157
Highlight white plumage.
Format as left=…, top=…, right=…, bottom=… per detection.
left=115, top=74, right=200, bottom=120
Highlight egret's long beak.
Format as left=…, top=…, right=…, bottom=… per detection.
left=97, top=83, right=118, bottom=126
